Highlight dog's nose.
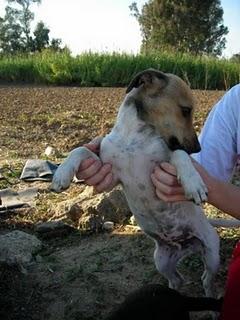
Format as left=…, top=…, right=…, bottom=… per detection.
left=189, top=136, right=201, bottom=154
left=168, top=136, right=182, bottom=151
left=168, top=136, right=201, bottom=154
left=193, top=142, right=201, bottom=153
left=184, top=140, right=201, bottom=154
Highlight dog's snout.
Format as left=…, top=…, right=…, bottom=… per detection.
left=193, top=140, right=201, bottom=153
left=168, top=135, right=201, bottom=154
left=188, top=135, right=201, bottom=154
left=168, top=136, right=183, bottom=151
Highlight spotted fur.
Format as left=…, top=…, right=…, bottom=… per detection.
left=52, top=69, right=221, bottom=296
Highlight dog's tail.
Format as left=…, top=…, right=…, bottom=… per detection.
left=208, top=218, right=240, bottom=228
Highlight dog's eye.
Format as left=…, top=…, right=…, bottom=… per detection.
left=180, top=106, right=192, bottom=118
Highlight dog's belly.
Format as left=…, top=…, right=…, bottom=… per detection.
left=100, top=132, right=205, bottom=245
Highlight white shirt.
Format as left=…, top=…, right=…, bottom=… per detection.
left=192, top=84, right=240, bottom=182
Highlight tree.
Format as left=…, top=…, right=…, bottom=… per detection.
left=0, top=5, right=25, bottom=53
left=32, top=21, right=62, bottom=52
left=6, top=0, right=41, bottom=50
left=230, top=53, right=240, bottom=63
left=130, top=0, right=228, bottom=56
left=49, top=38, right=62, bottom=51
left=33, top=21, right=49, bottom=51
left=0, top=0, right=62, bottom=53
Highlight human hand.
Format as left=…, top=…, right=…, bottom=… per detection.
left=76, top=141, right=114, bottom=193
left=151, top=160, right=211, bottom=202
left=151, top=162, right=186, bottom=202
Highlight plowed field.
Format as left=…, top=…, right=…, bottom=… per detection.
left=0, top=86, right=239, bottom=320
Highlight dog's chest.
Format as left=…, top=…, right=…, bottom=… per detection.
left=99, top=102, right=169, bottom=212
left=100, top=130, right=167, bottom=192
left=101, top=132, right=196, bottom=239
left=99, top=103, right=201, bottom=244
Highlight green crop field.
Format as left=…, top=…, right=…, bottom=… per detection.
left=0, top=49, right=239, bottom=89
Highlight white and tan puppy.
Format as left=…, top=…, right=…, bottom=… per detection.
left=51, top=69, right=237, bottom=296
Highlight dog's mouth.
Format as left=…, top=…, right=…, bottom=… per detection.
left=168, top=136, right=201, bottom=154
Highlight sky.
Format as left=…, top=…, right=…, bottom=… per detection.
left=0, top=0, right=239, bottom=57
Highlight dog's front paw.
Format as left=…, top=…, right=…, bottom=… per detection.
left=170, top=150, right=208, bottom=205
left=179, top=173, right=208, bottom=205
left=51, top=163, right=75, bottom=192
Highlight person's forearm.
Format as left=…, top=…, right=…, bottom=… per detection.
left=207, top=177, right=240, bottom=219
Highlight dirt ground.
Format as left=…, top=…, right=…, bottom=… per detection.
left=0, top=86, right=240, bottom=320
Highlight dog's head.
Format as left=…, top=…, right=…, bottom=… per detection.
left=126, top=69, right=200, bottom=154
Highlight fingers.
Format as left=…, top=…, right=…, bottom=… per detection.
left=159, top=162, right=178, bottom=176
left=151, top=173, right=184, bottom=197
left=155, top=187, right=186, bottom=202
left=76, top=137, right=113, bottom=192
left=151, top=163, right=186, bottom=202
left=83, top=136, right=103, bottom=155
left=94, top=172, right=114, bottom=193
left=153, top=163, right=179, bottom=187
left=83, top=143, right=100, bottom=154
left=76, top=157, right=113, bottom=192
left=76, top=158, right=102, bottom=180
left=85, top=163, right=112, bottom=186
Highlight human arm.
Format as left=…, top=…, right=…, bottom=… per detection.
left=151, top=162, right=240, bottom=219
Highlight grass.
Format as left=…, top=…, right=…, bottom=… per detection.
left=0, top=162, right=23, bottom=189
left=0, top=49, right=239, bottom=89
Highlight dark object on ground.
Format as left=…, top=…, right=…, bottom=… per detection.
left=20, top=159, right=58, bottom=181
left=105, top=284, right=223, bottom=320
left=0, top=187, right=38, bottom=213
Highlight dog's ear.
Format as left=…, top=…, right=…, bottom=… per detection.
left=126, top=69, right=167, bottom=93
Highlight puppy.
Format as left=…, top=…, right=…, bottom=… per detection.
left=51, top=69, right=239, bottom=296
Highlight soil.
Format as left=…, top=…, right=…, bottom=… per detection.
left=0, top=86, right=239, bottom=320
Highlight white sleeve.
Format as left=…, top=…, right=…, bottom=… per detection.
left=192, top=84, right=240, bottom=182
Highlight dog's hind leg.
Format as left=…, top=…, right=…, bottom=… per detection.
left=153, top=242, right=185, bottom=290
left=200, top=229, right=220, bottom=297
left=51, top=146, right=100, bottom=192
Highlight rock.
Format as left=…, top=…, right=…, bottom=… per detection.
left=93, top=187, right=130, bottom=223
left=53, top=185, right=132, bottom=232
left=44, top=146, right=59, bottom=157
left=66, top=203, right=83, bottom=222
left=0, top=230, right=42, bottom=270
left=35, top=221, right=74, bottom=238
left=103, top=221, right=114, bottom=231
left=65, top=185, right=131, bottom=224
left=36, top=221, right=66, bottom=232
left=79, top=213, right=103, bottom=232
left=129, top=215, right=137, bottom=226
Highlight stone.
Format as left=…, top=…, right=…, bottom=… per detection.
left=103, top=221, right=114, bottom=231
left=0, top=230, right=42, bottom=269
left=36, top=221, right=67, bottom=233
left=35, top=221, right=74, bottom=238
left=129, top=215, right=137, bottom=226
left=44, top=146, right=58, bottom=157
left=79, top=212, right=103, bottom=232
left=66, top=185, right=131, bottom=224
left=66, top=203, right=83, bottom=222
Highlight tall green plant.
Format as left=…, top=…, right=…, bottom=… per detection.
left=0, top=50, right=239, bottom=89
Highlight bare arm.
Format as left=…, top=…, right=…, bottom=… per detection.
left=151, top=161, right=240, bottom=219
left=198, top=164, right=240, bottom=218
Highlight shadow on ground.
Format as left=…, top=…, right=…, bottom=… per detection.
left=0, top=225, right=237, bottom=320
